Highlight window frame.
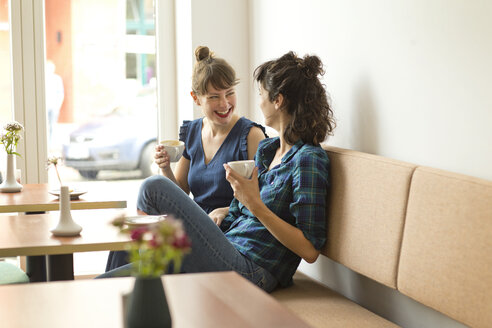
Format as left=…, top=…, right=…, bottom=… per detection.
left=10, top=0, right=178, bottom=183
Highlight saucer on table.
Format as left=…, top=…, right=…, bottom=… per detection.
left=123, top=215, right=167, bottom=227
left=48, top=189, right=87, bottom=200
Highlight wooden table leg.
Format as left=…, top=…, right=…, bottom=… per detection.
left=47, top=254, right=74, bottom=281
left=26, top=256, right=47, bottom=282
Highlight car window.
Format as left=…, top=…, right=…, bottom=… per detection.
left=110, top=87, right=156, bottom=116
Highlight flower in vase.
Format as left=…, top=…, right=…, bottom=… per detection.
left=0, top=121, right=24, bottom=156
left=112, top=215, right=191, bottom=278
left=46, top=156, right=64, bottom=186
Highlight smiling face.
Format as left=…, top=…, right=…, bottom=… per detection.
left=193, top=83, right=237, bottom=126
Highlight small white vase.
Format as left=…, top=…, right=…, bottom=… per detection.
left=0, top=154, right=23, bottom=193
left=51, top=185, right=83, bottom=236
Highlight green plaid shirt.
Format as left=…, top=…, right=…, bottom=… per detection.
left=221, top=137, right=329, bottom=287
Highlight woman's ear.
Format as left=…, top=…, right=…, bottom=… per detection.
left=274, top=93, right=284, bottom=110
left=190, top=91, right=201, bottom=105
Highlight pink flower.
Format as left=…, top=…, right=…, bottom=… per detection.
left=130, top=227, right=148, bottom=241
left=114, top=214, right=191, bottom=277
left=172, top=233, right=191, bottom=249
left=149, top=232, right=163, bottom=248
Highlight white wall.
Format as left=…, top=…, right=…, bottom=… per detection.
left=249, top=0, right=492, bottom=182
left=184, top=1, right=488, bottom=325
left=248, top=1, right=490, bottom=327
left=190, top=0, right=250, bottom=119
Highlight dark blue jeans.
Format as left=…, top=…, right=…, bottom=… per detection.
left=99, top=175, right=278, bottom=292
left=105, top=250, right=128, bottom=272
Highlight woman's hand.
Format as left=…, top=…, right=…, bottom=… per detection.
left=208, top=207, right=229, bottom=226
left=156, top=145, right=190, bottom=195
left=154, top=144, right=172, bottom=174
left=223, top=164, right=262, bottom=211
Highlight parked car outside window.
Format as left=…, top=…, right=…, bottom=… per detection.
left=62, top=85, right=157, bottom=180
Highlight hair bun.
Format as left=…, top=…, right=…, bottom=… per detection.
left=195, top=46, right=213, bottom=62
left=302, top=55, right=323, bottom=77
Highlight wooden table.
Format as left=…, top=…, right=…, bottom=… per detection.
left=0, top=209, right=130, bottom=281
left=0, top=183, right=128, bottom=281
left=0, top=183, right=127, bottom=213
left=0, top=271, right=311, bottom=328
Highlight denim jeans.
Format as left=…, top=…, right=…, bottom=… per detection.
left=98, top=175, right=278, bottom=292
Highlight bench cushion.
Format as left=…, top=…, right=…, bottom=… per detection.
left=322, top=146, right=415, bottom=288
left=398, top=167, right=492, bottom=328
left=272, top=272, right=399, bottom=328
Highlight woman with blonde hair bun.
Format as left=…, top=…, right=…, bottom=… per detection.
left=105, top=46, right=267, bottom=271
left=152, top=45, right=267, bottom=222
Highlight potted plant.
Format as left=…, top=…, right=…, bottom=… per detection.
left=0, top=121, right=24, bottom=192
left=112, top=215, right=191, bottom=328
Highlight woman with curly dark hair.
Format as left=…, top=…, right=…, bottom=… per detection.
left=220, top=51, right=335, bottom=289
left=253, top=51, right=335, bottom=145
left=101, top=51, right=335, bottom=293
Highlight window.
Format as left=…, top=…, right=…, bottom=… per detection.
left=0, top=0, right=12, bottom=125
left=45, top=0, right=158, bottom=185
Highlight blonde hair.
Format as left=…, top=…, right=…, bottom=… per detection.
left=192, top=46, right=238, bottom=95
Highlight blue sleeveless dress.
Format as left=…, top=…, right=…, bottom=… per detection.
left=179, top=117, right=267, bottom=214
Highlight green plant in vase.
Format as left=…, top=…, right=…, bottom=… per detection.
left=0, top=121, right=23, bottom=157
left=112, top=215, right=191, bottom=328
left=0, top=121, right=24, bottom=192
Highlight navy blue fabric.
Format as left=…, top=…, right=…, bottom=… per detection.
left=179, top=117, right=266, bottom=214
left=105, top=251, right=128, bottom=272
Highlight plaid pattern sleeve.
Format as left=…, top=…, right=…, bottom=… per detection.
left=289, top=147, right=329, bottom=250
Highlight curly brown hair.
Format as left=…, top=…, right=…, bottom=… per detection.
left=254, top=51, right=336, bottom=145
left=192, top=46, right=239, bottom=95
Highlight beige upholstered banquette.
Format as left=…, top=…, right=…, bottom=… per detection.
left=272, top=145, right=492, bottom=328
left=398, top=167, right=492, bottom=328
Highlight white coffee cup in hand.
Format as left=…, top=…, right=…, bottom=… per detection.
left=160, top=140, right=184, bottom=162
left=227, top=160, right=255, bottom=178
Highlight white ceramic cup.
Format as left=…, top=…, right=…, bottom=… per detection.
left=160, top=140, right=185, bottom=162
left=227, top=160, right=255, bottom=178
